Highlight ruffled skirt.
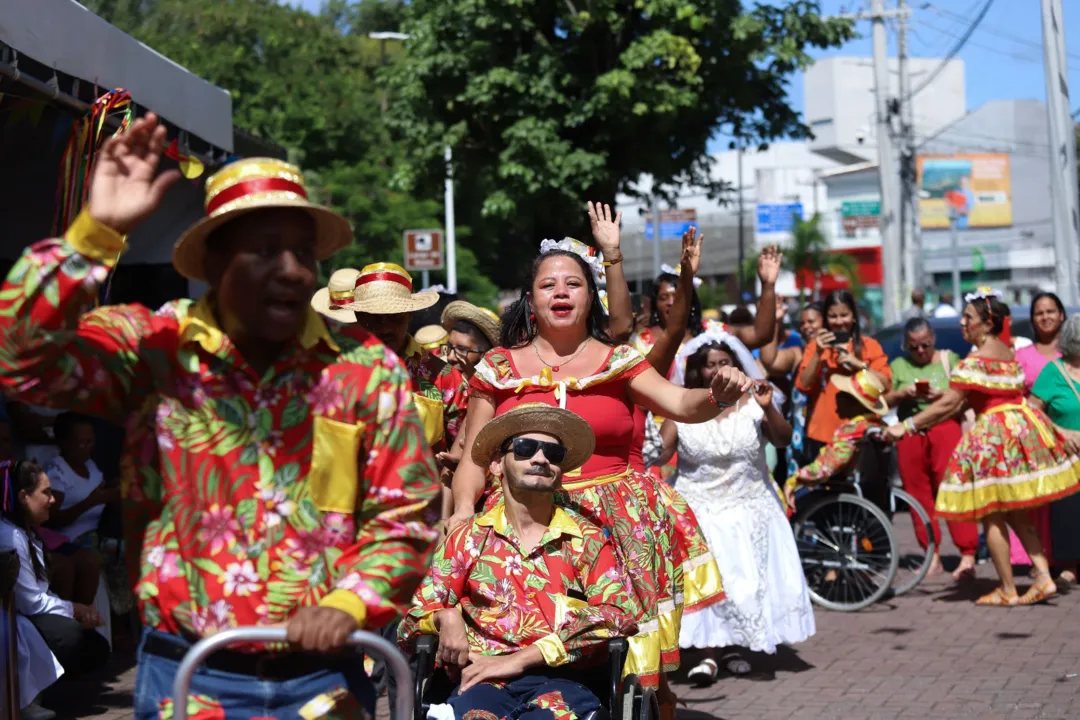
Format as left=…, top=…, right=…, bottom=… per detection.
left=936, top=403, right=1080, bottom=521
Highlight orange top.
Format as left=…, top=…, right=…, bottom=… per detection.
left=795, top=336, right=892, bottom=443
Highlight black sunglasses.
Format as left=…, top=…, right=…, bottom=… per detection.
left=502, top=437, right=568, bottom=465
left=444, top=343, right=483, bottom=358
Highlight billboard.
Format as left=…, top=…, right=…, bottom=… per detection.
left=916, top=153, right=1012, bottom=230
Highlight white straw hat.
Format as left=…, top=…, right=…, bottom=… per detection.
left=311, top=268, right=361, bottom=323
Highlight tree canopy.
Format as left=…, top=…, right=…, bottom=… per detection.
left=82, top=0, right=500, bottom=307
left=386, top=0, right=854, bottom=283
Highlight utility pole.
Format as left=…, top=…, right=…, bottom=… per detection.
left=896, top=0, right=921, bottom=296
left=650, top=194, right=662, bottom=280
left=737, top=140, right=746, bottom=297
left=1041, top=0, right=1080, bottom=306
left=870, top=0, right=902, bottom=325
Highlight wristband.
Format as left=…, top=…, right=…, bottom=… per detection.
left=602, top=256, right=622, bottom=267
left=708, top=386, right=733, bottom=409
left=903, top=418, right=918, bottom=435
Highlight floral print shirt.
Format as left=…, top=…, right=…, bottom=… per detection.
left=0, top=210, right=441, bottom=638
left=790, top=416, right=882, bottom=486
left=398, top=502, right=640, bottom=667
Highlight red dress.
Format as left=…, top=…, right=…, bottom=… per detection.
left=470, top=343, right=725, bottom=684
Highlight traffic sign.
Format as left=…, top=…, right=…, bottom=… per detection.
left=645, top=208, right=697, bottom=241
left=755, top=203, right=804, bottom=234
left=403, top=229, right=444, bottom=271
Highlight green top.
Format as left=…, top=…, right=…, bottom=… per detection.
left=889, top=350, right=961, bottom=420
left=1032, top=360, right=1080, bottom=432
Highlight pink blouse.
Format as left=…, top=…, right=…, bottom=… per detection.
left=1015, top=344, right=1060, bottom=393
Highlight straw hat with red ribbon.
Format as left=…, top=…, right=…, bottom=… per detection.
left=830, top=369, right=888, bottom=416
left=343, top=263, right=439, bottom=315
left=441, top=300, right=501, bottom=348
left=173, top=158, right=352, bottom=282
left=311, top=268, right=361, bottom=323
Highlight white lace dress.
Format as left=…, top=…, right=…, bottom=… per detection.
left=675, top=401, right=815, bottom=653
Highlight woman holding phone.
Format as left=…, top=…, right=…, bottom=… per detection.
left=795, top=289, right=891, bottom=461
left=884, top=318, right=978, bottom=580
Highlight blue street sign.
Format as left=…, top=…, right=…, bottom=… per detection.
left=755, top=203, right=804, bottom=234
left=645, top=221, right=695, bottom=241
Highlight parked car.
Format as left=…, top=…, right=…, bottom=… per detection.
left=872, top=306, right=1079, bottom=361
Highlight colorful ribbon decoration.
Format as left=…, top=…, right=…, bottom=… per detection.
left=164, top=138, right=205, bottom=180
left=53, top=89, right=133, bottom=235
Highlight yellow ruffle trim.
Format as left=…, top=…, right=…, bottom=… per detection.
left=936, top=459, right=1080, bottom=521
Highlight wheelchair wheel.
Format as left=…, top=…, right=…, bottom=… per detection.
left=635, top=687, right=659, bottom=720
left=794, top=493, right=899, bottom=611
left=889, top=487, right=936, bottom=596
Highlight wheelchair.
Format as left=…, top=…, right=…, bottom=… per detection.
left=412, top=636, right=658, bottom=720
left=791, top=427, right=935, bottom=612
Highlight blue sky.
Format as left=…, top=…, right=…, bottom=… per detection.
left=289, top=0, right=1079, bottom=150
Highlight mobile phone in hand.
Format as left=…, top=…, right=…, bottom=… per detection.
left=832, top=330, right=851, bottom=345
left=915, top=379, right=930, bottom=396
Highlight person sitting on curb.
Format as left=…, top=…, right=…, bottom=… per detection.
left=399, top=403, right=642, bottom=720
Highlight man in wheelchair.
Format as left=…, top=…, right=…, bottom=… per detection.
left=784, top=368, right=889, bottom=509
left=398, top=404, right=641, bottom=720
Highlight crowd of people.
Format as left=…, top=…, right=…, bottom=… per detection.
left=0, top=115, right=1078, bottom=720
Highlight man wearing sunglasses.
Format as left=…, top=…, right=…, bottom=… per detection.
left=399, top=404, right=641, bottom=720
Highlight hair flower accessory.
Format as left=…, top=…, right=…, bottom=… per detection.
left=540, top=238, right=606, bottom=286
left=963, top=286, right=1002, bottom=304
left=661, top=263, right=703, bottom=288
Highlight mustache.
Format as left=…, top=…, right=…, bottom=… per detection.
left=525, top=465, right=555, bottom=477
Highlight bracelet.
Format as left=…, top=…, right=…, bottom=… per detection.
left=708, top=386, right=733, bottom=409
left=602, top=255, right=622, bottom=267
left=903, top=418, right=918, bottom=434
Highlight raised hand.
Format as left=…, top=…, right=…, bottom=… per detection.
left=774, top=296, right=787, bottom=322
left=587, top=201, right=622, bottom=257
left=710, top=366, right=753, bottom=406
left=757, top=245, right=783, bottom=286
left=680, top=226, right=704, bottom=277
left=752, top=381, right=774, bottom=408
left=88, top=112, right=181, bottom=235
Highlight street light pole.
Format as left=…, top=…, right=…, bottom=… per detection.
left=737, top=141, right=746, bottom=298
left=444, top=145, right=457, bottom=294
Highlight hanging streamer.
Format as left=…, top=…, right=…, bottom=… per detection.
left=52, top=88, right=133, bottom=235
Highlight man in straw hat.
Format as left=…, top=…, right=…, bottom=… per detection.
left=0, top=113, right=440, bottom=716
left=440, top=300, right=501, bottom=379
left=331, top=262, right=469, bottom=454
left=784, top=368, right=888, bottom=509
left=399, top=403, right=641, bottom=720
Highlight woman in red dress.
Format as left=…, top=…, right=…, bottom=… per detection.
left=448, top=206, right=752, bottom=714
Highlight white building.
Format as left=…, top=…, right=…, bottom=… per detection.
left=805, top=56, right=966, bottom=164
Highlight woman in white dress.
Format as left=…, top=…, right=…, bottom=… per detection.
left=658, top=338, right=815, bottom=683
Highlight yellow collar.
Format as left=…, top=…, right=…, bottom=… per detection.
left=475, top=502, right=583, bottom=542
left=178, top=296, right=339, bottom=355
left=403, top=335, right=422, bottom=360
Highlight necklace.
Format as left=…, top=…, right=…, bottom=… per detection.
left=534, top=338, right=590, bottom=372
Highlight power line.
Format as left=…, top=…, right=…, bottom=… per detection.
left=927, top=2, right=1080, bottom=63
left=906, top=0, right=995, bottom=101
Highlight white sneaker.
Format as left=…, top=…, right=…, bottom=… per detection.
left=686, top=658, right=718, bottom=686
left=21, top=702, right=56, bottom=720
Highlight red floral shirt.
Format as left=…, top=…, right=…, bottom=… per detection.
left=398, top=502, right=640, bottom=667
left=0, top=211, right=441, bottom=638
left=791, top=416, right=882, bottom=486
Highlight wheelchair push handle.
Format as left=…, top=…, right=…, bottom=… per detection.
left=171, top=627, right=413, bottom=720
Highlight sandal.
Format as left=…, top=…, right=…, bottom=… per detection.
left=721, top=650, right=752, bottom=676
left=686, top=658, right=718, bottom=686
left=975, top=587, right=1020, bottom=607
left=1018, top=573, right=1058, bottom=605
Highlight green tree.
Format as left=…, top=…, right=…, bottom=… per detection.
left=84, top=0, right=498, bottom=300
left=386, top=0, right=854, bottom=283
left=739, top=213, right=861, bottom=300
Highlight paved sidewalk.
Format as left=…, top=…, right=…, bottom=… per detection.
left=56, top=515, right=1080, bottom=720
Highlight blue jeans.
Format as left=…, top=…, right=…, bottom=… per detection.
left=448, top=675, right=600, bottom=720
left=134, top=630, right=375, bottom=719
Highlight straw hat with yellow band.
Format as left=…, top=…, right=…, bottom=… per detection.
left=441, top=300, right=501, bottom=348
left=311, top=268, right=361, bottom=323
left=472, top=404, right=595, bottom=473
left=831, top=369, right=888, bottom=416
left=343, top=263, right=439, bottom=315
left=414, top=324, right=449, bottom=351
left=173, top=158, right=352, bottom=282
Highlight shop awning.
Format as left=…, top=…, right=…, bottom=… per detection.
left=0, top=0, right=232, bottom=151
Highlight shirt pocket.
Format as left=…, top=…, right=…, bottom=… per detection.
left=309, top=416, right=366, bottom=514
left=412, top=392, right=444, bottom=447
